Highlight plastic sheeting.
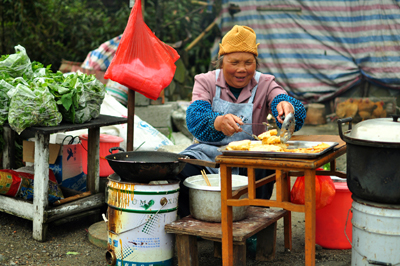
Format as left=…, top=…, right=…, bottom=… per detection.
left=211, top=0, right=400, bottom=103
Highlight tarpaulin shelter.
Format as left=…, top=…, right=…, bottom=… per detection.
left=211, top=0, right=400, bottom=104
left=82, top=35, right=122, bottom=71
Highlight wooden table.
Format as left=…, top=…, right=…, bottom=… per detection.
left=0, top=114, right=127, bottom=241
left=165, top=207, right=288, bottom=266
left=216, top=135, right=347, bottom=266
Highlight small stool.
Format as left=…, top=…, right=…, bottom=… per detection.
left=165, top=207, right=288, bottom=266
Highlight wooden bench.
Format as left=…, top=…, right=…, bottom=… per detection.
left=165, top=206, right=288, bottom=266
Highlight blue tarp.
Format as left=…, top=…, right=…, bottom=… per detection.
left=211, top=0, right=400, bottom=102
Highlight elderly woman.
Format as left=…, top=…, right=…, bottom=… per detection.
left=177, top=25, right=306, bottom=218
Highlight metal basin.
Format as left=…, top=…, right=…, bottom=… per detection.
left=183, top=174, right=248, bottom=222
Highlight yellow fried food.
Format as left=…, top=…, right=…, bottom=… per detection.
left=284, top=143, right=330, bottom=153
left=266, top=136, right=281, bottom=144
left=257, top=129, right=278, bottom=140
left=313, top=142, right=330, bottom=150
left=269, top=129, right=278, bottom=136
left=226, top=139, right=251, bottom=151
left=226, top=139, right=330, bottom=154
left=273, top=143, right=289, bottom=149
left=284, top=148, right=315, bottom=153
left=249, top=142, right=287, bottom=152
left=249, top=144, right=283, bottom=152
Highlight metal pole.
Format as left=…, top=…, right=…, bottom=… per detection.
left=127, top=89, right=135, bottom=151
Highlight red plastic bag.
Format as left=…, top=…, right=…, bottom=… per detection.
left=104, top=0, right=180, bottom=100
left=290, top=168, right=336, bottom=210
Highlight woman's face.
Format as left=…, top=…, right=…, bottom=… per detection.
left=221, top=52, right=257, bottom=89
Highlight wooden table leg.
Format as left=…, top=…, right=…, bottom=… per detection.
left=256, top=222, right=277, bottom=261
left=247, top=167, right=256, bottom=199
left=87, top=127, right=100, bottom=194
left=221, top=165, right=233, bottom=266
left=285, top=172, right=292, bottom=251
left=176, top=234, right=198, bottom=266
left=214, top=242, right=246, bottom=266
left=276, top=170, right=293, bottom=251
left=304, top=169, right=316, bottom=266
left=284, top=211, right=292, bottom=251
left=32, top=133, right=50, bottom=241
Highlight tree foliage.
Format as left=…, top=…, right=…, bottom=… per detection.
left=0, top=0, right=221, bottom=85
left=143, top=0, right=221, bottom=86
left=0, top=0, right=130, bottom=71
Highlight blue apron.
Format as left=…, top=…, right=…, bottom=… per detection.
left=181, top=69, right=261, bottom=174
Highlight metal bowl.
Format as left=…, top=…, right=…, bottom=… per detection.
left=183, top=174, right=248, bottom=222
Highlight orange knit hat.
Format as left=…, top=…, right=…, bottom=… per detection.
left=218, top=25, right=259, bottom=57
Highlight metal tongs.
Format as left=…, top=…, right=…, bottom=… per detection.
left=279, top=113, right=295, bottom=143
left=240, top=126, right=261, bottom=141
left=240, top=122, right=269, bottom=141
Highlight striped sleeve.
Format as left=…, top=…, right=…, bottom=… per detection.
left=271, top=94, right=306, bottom=132
left=186, top=100, right=226, bottom=142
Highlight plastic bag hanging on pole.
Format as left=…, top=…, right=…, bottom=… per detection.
left=104, top=0, right=180, bottom=100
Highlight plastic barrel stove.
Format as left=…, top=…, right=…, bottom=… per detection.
left=106, top=174, right=179, bottom=266
left=351, top=196, right=400, bottom=266
left=316, top=180, right=353, bottom=249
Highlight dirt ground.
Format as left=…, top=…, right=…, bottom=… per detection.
left=0, top=181, right=352, bottom=266
left=0, top=123, right=353, bottom=266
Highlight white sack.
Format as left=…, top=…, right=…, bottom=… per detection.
left=65, top=92, right=172, bottom=151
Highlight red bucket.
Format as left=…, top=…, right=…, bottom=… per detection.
left=79, top=134, right=124, bottom=177
left=316, top=180, right=353, bottom=249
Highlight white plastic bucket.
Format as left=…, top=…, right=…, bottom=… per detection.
left=106, top=174, right=179, bottom=266
left=351, top=196, right=400, bottom=266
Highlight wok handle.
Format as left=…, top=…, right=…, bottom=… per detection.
left=178, top=158, right=219, bottom=168
left=109, top=146, right=125, bottom=154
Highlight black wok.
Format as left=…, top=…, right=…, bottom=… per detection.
left=105, top=148, right=191, bottom=183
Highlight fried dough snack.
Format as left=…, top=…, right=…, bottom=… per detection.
left=281, top=142, right=331, bottom=153
left=258, top=129, right=278, bottom=140
left=249, top=143, right=283, bottom=152
left=226, top=128, right=331, bottom=154
left=257, top=129, right=282, bottom=145
left=226, top=139, right=251, bottom=151
left=265, top=135, right=281, bottom=145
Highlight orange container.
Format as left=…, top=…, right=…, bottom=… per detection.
left=80, top=134, right=124, bottom=177
left=315, top=180, right=353, bottom=249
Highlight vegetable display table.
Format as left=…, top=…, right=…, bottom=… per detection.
left=0, top=114, right=127, bottom=241
left=216, top=135, right=347, bottom=266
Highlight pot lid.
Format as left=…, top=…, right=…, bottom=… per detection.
left=349, top=115, right=400, bottom=143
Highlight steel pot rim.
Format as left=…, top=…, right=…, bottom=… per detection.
left=338, top=117, right=400, bottom=148
left=183, top=174, right=248, bottom=191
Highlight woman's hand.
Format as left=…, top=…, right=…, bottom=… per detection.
left=276, top=101, right=294, bottom=123
left=214, top=114, right=243, bottom=136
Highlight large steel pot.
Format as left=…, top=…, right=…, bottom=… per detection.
left=338, top=116, right=400, bottom=204
left=183, top=174, right=249, bottom=222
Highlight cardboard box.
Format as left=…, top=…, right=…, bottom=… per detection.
left=23, top=140, right=61, bottom=164
left=22, top=140, right=86, bottom=192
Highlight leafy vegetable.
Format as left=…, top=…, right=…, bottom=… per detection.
left=0, top=45, right=106, bottom=131
left=0, top=45, right=33, bottom=79
left=0, top=80, right=14, bottom=125
left=49, top=71, right=105, bottom=124
left=7, top=82, right=62, bottom=134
